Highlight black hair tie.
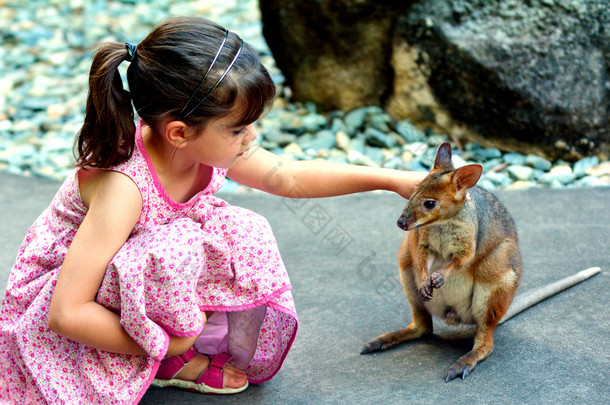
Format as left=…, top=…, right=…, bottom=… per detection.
left=125, top=43, right=137, bottom=62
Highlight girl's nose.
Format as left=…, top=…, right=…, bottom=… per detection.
left=244, top=124, right=257, bottom=144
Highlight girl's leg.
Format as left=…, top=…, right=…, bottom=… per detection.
left=163, top=311, right=247, bottom=389
left=171, top=353, right=247, bottom=389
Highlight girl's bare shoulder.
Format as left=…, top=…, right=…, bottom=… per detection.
left=77, top=167, right=141, bottom=210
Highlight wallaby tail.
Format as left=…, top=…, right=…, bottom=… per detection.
left=499, top=267, right=602, bottom=325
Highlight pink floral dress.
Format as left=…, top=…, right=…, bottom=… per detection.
left=0, top=120, right=298, bottom=404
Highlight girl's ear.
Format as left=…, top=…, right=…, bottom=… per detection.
left=165, top=120, right=189, bottom=149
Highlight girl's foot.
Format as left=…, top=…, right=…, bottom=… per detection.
left=174, top=352, right=247, bottom=389
left=152, top=348, right=249, bottom=394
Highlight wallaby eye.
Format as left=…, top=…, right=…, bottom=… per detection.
left=423, top=200, right=437, bottom=210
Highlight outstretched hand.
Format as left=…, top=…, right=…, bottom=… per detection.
left=395, top=171, right=428, bottom=200
left=394, top=170, right=472, bottom=202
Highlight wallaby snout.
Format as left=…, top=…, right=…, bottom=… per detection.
left=397, top=210, right=415, bottom=231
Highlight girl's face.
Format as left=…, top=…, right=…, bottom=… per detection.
left=184, top=115, right=257, bottom=169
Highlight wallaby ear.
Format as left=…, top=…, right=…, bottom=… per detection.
left=433, top=142, right=454, bottom=171
left=452, top=164, right=483, bottom=192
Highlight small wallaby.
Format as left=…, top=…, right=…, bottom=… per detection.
left=362, top=142, right=522, bottom=382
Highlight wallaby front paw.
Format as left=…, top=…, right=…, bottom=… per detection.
left=430, top=272, right=445, bottom=289
left=419, top=280, right=433, bottom=301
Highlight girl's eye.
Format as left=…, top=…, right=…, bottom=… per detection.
left=233, top=127, right=247, bottom=135
left=423, top=200, right=436, bottom=210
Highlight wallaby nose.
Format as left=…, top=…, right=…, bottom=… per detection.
left=397, top=216, right=408, bottom=231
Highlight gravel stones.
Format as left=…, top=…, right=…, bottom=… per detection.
left=0, top=0, right=608, bottom=192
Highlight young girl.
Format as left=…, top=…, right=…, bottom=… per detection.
left=0, top=16, right=425, bottom=404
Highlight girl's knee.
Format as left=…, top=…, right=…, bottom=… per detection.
left=166, top=311, right=211, bottom=356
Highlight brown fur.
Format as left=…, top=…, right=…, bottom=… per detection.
left=362, top=143, right=522, bottom=382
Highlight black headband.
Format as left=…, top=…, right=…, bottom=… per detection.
left=179, top=30, right=244, bottom=119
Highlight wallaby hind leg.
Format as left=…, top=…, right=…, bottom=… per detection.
left=445, top=282, right=514, bottom=382
left=444, top=323, right=495, bottom=382
left=361, top=299, right=432, bottom=354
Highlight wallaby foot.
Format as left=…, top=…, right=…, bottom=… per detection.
left=445, top=325, right=495, bottom=382
left=444, top=347, right=492, bottom=382
left=361, top=322, right=432, bottom=354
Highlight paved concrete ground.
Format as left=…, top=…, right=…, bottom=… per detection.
left=1, top=172, right=608, bottom=404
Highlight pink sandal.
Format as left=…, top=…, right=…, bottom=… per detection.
left=151, top=347, right=248, bottom=394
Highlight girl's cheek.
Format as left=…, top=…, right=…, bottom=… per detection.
left=228, top=136, right=242, bottom=146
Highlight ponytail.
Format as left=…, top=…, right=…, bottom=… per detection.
left=74, top=17, right=277, bottom=169
left=74, top=43, right=136, bottom=168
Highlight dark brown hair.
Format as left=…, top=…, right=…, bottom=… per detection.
left=75, top=16, right=276, bottom=168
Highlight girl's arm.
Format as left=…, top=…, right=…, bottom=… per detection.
left=227, top=146, right=427, bottom=199
left=48, top=169, right=148, bottom=355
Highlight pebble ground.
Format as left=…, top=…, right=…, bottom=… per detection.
left=1, top=0, right=608, bottom=193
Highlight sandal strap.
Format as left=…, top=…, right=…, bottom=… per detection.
left=156, top=346, right=197, bottom=380
left=196, top=352, right=233, bottom=390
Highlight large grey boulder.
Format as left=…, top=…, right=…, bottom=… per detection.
left=259, top=0, right=413, bottom=111
left=392, top=0, right=609, bottom=160
left=260, top=0, right=609, bottom=160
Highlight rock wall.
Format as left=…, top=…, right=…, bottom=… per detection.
left=260, top=0, right=609, bottom=160
left=259, top=0, right=414, bottom=111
